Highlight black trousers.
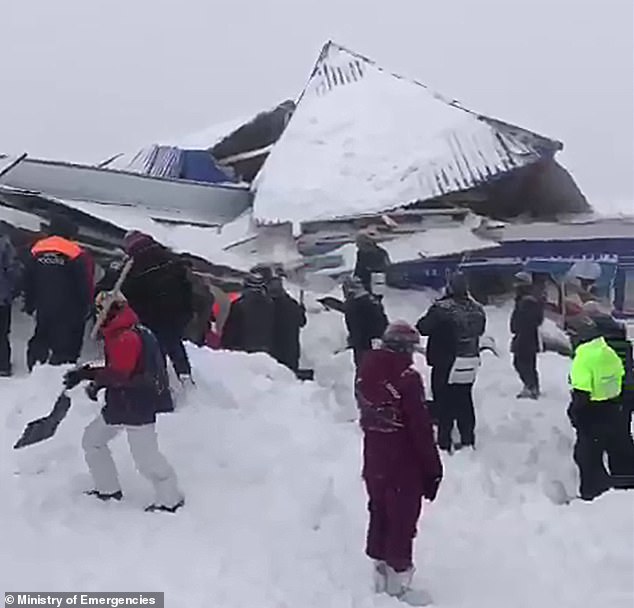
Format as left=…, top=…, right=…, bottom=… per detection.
left=432, top=366, right=476, bottom=450
left=572, top=405, right=634, bottom=499
left=0, top=304, right=11, bottom=373
left=513, top=350, right=539, bottom=392
left=27, top=314, right=82, bottom=370
left=151, top=325, right=192, bottom=377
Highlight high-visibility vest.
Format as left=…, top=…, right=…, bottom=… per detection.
left=570, top=337, right=624, bottom=401
left=31, top=236, right=82, bottom=260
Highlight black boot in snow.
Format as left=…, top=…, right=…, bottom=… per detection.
left=145, top=499, right=185, bottom=513
left=84, top=490, right=123, bottom=502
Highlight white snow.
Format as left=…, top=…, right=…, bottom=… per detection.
left=253, top=44, right=540, bottom=227
left=2, top=291, right=633, bottom=607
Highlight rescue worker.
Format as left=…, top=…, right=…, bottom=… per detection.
left=580, top=301, right=634, bottom=488
left=354, top=232, right=391, bottom=294
left=122, top=232, right=193, bottom=381
left=268, top=276, right=307, bottom=373
left=0, top=230, right=21, bottom=376
left=24, top=215, right=91, bottom=370
left=416, top=272, right=486, bottom=452
left=567, top=315, right=631, bottom=501
left=356, top=321, right=442, bottom=604
left=510, top=272, right=544, bottom=399
left=63, top=290, right=184, bottom=512
left=221, top=273, right=274, bottom=354
left=343, top=275, right=389, bottom=372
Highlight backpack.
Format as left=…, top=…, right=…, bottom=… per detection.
left=135, top=324, right=174, bottom=414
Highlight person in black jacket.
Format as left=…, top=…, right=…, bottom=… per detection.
left=269, top=276, right=307, bottom=373
left=343, top=275, right=388, bottom=371
left=121, top=232, right=193, bottom=380
left=416, top=272, right=486, bottom=452
left=221, top=273, right=274, bottom=354
left=24, top=216, right=91, bottom=370
left=354, top=233, right=391, bottom=294
left=510, top=273, right=544, bottom=399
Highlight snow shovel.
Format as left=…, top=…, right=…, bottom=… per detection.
left=13, top=391, right=72, bottom=449
left=90, top=256, right=133, bottom=339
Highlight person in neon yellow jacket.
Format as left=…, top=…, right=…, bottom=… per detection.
left=568, top=322, right=628, bottom=501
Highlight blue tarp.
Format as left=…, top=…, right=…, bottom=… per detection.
left=114, top=145, right=235, bottom=184
left=179, top=149, right=234, bottom=183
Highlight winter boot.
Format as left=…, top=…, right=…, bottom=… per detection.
left=385, top=566, right=433, bottom=606
left=84, top=490, right=123, bottom=502
left=372, top=560, right=387, bottom=593
left=516, top=386, right=532, bottom=399
left=145, top=498, right=185, bottom=513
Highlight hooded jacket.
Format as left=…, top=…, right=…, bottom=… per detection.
left=356, top=348, right=442, bottom=490
left=94, top=305, right=172, bottom=426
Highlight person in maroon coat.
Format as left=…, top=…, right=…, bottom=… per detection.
left=356, top=321, right=443, bottom=603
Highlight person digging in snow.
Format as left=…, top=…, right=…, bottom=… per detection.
left=416, top=272, right=486, bottom=452
left=510, top=271, right=544, bottom=399
left=63, top=290, right=184, bottom=513
left=356, top=321, right=443, bottom=605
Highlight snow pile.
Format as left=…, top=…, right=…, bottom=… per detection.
left=253, top=44, right=541, bottom=227
left=2, top=296, right=633, bottom=607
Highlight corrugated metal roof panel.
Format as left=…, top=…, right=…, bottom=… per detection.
left=254, top=42, right=561, bottom=226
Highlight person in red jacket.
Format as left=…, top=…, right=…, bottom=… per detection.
left=64, top=290, right=183, bottom=513
left=356, top=321, right=443, bottom=604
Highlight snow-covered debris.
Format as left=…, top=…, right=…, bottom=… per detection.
left=253, top=43, right=556, bottom=226
left=1, top=296, right=633, bottom=607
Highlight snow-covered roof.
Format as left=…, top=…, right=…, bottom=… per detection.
left=253, top=42, right=561, bottom=227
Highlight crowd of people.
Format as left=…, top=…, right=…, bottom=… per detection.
left=1, top=219, right=633, bottom=602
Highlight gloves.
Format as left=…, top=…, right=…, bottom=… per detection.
left=63, top=365, right=96, bottom=390
left=423, top=475, right=442, bottom=502
left=85, top=382, right=101, bottom=402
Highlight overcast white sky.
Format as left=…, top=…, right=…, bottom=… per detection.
left=2, top=0, right=632, bottom=210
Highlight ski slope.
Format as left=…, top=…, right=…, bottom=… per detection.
left=2, top=294, right=633, bottom=607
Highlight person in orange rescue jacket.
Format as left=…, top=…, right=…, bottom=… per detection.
left=24, top=214, right=92, bottom=369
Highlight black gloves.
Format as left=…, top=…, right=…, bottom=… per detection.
left=85, top=382, right=101, bottom=402
left=423, top=475, right=442, bottom=502
left=63, top=365, right=96, bottom=390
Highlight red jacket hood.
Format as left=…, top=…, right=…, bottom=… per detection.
left=102, top=304, right=139, bottom=339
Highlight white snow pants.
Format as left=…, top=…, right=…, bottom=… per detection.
left=82, top=415, right=182, bottom=507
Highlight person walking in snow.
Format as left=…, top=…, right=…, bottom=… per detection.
left=269, top=275, right=307, bottom=374
left=24, top=215, right=92, bottom=370
left=121, top=232, right=194, bottom=382
left=510, top=272, right=544, bottom=399
left=354, top=232, right=391, bottom=294
left=416, top=272, right=486, bottom=453
left=356, top=321, right=442, bottom=604
left=567, top=314, right=631, bottom=501
left=63, top=290, right=184, bottom=512
left=0, top=230, right=21, bottom=376
left=221, top=272, right=275, bottom=354
left=343, top=275, right=389, bottom=372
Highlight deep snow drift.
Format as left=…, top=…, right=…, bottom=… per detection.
left=2, top=293, right=633, bottom=607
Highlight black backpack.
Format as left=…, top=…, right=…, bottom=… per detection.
left=135, top=324, right=174, bottom=414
